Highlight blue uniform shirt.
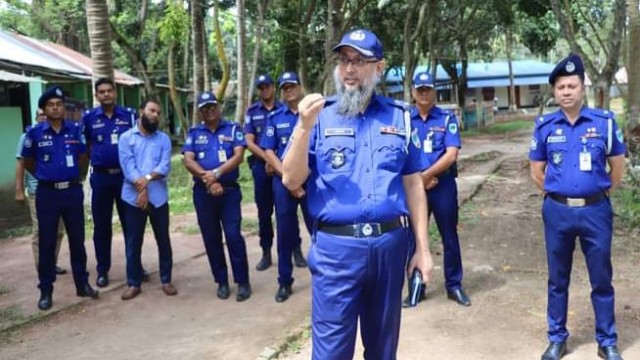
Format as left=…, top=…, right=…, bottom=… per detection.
left=303, top=94, right=424, bottom=224
left=118, top=125, right=172, bottom=207
left=410, top=105, right=461, bottom=170
left=16, top=132, right=38, bottom=195
left=244, top=101, right=282, bottom=146
left=82, top=105, right=136, bottom=168
left=21, top=120, right=86, bottom=182
left=529, top=106, right=626, bottom=197
left=261, top=106, right=298, bottom=159
left=182, top=120, right=246, bottom=183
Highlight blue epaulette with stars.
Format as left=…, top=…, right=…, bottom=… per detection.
left=588, top=108, right=615, bottom=120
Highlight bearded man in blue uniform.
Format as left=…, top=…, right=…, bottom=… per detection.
left=530, top=54, right=626, bottom=360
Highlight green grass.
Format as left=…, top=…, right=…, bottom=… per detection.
left=611, top=185, right=640, bottom=229
left=0, top=285, right=10, bottom=296
left=241, top=217, right=260, bottom=234
left=462, top=119, right=534, bottom=136
left=0, top=305, right=25, bottom=328
left=0, top=226, right=31, bottom=240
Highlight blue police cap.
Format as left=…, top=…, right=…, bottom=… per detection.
left=549, top=53, right=585, bottom=85
left=332, top=29, right=383, bottom=60
left=197, top=92, right=218, bottom=108
left=255, top=74, right=274, bottom=88
left=278, top=72, right=300, bottom=88
left=413, top=72, right=434, bottom=89
left=38, top=85, right=65, bottom=109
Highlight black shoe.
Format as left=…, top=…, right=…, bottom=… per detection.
left=96, top=273, right=109, bottom=288
left=541, top=342, right=567, bottom=360
left=598, top=345, right=623, bottom=360
left=293, top=247, right=307, bottom=268
left=217, top=283, right=230, bottom=300
left=236, top=283, right=252, bottom=302
left=55, top=266, right=67, bottom=275
left=446, top=288, right=471, bottom=306
left=76, top=283, right=100, bottom=299
left=37, top=292, right=52, bottom=311
left=255, top=253, right=272, bottom=271
left=142, top=269, right=150, bottom=282
left=275, top=284, right=292, bottom=303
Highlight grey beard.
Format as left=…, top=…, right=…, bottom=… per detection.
left=334, top=68, right=378, bottom=117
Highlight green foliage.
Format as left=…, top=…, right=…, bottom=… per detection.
left=158, top=0, right=190, bottom=43
left=611, top=186, right=640, bottom=229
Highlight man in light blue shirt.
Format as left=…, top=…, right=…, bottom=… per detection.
left=14, top=109, right=66, bottom=274
left=118, top=99, right=176, bottom=300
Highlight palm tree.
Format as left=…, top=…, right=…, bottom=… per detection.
left=86, top=0, right=114, bottom=96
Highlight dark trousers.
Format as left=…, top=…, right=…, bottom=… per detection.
left=36, top=185, right=89, bottom=294
left=90, top=172, right=127, bottom=275
left=427, top=174, right=463, bottom=290
left=193, top=184, right=249, bottom=285
left=251, top=161, right=274, bottom=251
left=542, top=196, right=617, bottom=346
left=309, top=227, right=408, bottom=360
left=273, top=178, right=313, bottom=285
left=123, top=202, right=173, bottom=287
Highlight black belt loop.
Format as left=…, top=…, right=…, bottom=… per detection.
left=547, top=192, right=607, bottom=207
left=317, top=218, right=403, bottom=238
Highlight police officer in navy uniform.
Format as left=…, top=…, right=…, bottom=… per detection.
left=404, top=71, right=470, bottom=307
left=244, top=74, right=282, bottom=271
left=282, top=29, right=434, bottom=359
left=82, top=78, right=142, bottom=288
left=22, top=85, right=99, bottom=310
left=530, top=54, right=626, bottom=360
left=182, top=92, right=252, bottom=302
left=261, top=71, right=313, bottom=303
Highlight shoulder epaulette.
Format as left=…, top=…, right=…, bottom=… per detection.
left=247, top=102, right=260, bottom=110
left=269, top=107, right=286, bottom=117
left=322, top=95, right=338, bottom=108
left=588, top=108, right=615, bottom=120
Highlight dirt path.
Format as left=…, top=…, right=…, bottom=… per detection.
left=282, top=156, right=640, bottom=360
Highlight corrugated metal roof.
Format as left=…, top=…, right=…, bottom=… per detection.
left=0, top=70, right=45, bottom=83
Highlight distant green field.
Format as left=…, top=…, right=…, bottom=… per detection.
left=462, top=119, right=534, bottom=136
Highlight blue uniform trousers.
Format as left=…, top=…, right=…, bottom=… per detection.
left=542, top=196, right=617, bottom=346
left=36, top=185, right=89, bottom=293
left=123, top=202, right=173, bottom=287
left=273, top=178, right=312, bottom=286
left=90, top=171, right=127, bottom=275
left=427, top=174, right=463, bottom=290
left=251, top=160, right=275, bottom=251
left=193, top=184, right=250, bottom=285
left=309, top=227, right=408, bottom=360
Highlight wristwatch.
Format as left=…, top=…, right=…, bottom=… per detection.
left=212, top=168, right=221, bottom=179
left=145, top=174, right=153, bottom=181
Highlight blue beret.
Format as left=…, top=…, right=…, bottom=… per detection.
left=549, top=53, right=585, bottom=85
left=413, top=71, right=435, bottom=88
left=38, top=85, right=65, bottom=109
left=255, top=74, right=274, bottom=88
left=332, top=29, right=383, bottom=60
left=278, top=71, right=300, bottom=88
left=196, top=92, right=217, bottom=108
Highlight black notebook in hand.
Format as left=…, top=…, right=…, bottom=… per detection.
left=407, top=268, right=424, bottom=307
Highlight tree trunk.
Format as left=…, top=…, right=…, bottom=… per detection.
left=506, top=27, right=517, bottom=112
left=298, top=0, right=318, bottom=92
left=323, top=0, right=345, bottom=94
left=627, top=0, right=640, bottom=129
left=110, top=22, right=157, bottom=99
left=168, top=41, right=188, bottom=138
left=202, top=29, right=211, bottom=92
left=191, top=0, right=205, bottom=124
left=248, top=0, right=269, bottom=102
left=86, top=0, right=115, bottom=105
left=213, top=0, right=231, bottom=104
left=235, top=0, right=248, bottom=124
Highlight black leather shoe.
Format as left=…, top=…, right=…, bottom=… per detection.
left=142, top=269, right=150, bottom=282
left=598, top=345, right=623, bottom=360
left=55, top=266, right=67, bottom=275
left=541, top=342, right=567, bottom=360
left=447, top=288, right=471, bottom=306
left=76, top=284, right=99, bottom=299
left=217, top=283, right=230, bottom=300
left=236, top=283, right=252, bottom=302
left=37, top=292, right=52, bottom=311
left=293, top=247, right=307, bottom=268
left=275, top=284, right=292, bottom=303
left=96, top=273, right=109, bottom=288
left=255, top=253, right=272, bottom=271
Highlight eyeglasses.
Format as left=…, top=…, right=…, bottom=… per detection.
left=200, top=105, right=217, bottom=112
left=338, top=56, right=379, bottom=68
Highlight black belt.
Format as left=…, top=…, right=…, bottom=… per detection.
left=547, top=192, right=607, bottom=207
left=194, top=180, right=239, bottom=189
left=38, top=180, right=82, bottom=190
left=317, top=219, right=403, bottom=238
left=93, top=167, right=122, bottom=174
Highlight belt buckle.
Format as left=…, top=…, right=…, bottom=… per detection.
left=109, top=169, right=121, bottom=174
left=55, top=181, right=70, bottom=190
left=360, top=223, right=381, bottom=237
left=567, top=197, right=586, bottom=207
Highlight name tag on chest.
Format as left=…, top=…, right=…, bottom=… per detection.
left=325, top=128, right=354, bottom=137
left=547, top=135, right=566, bottom=143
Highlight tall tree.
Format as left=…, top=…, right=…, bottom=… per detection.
left=235, top=0, right=247, bottom=123
left=86, top=0, right=115, bottom=104
left=627, top=0, right=640, bottom=183
left=213, top=0, right=231, bottom=103
left=550, top=0, right=626, bottom=109
left=191, top=0, right=205, bottom=122
left=247, top=0, right=270, bottom=101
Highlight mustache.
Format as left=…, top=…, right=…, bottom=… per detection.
left=333, top=67, right=379, bottom=117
